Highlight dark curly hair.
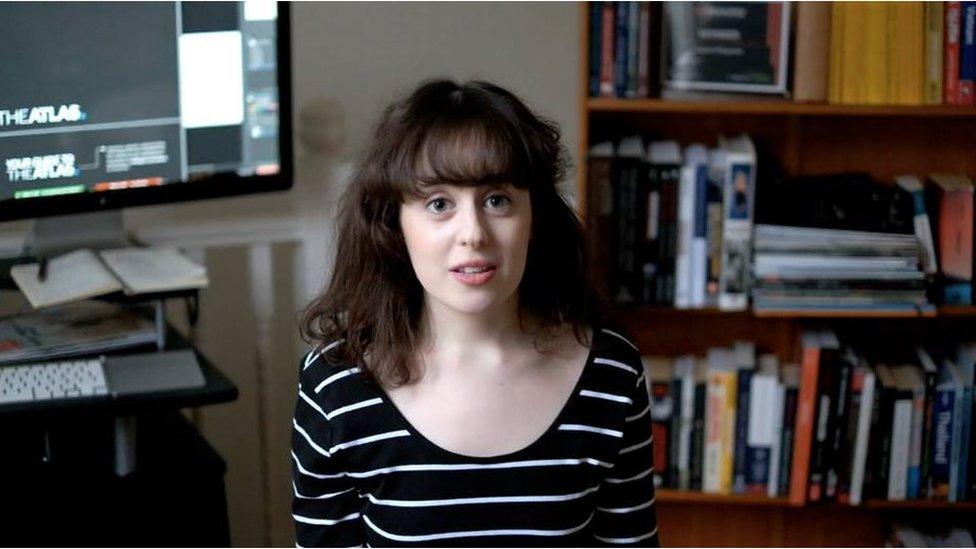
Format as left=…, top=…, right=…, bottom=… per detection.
left=300, top=79, right=610, bottom=387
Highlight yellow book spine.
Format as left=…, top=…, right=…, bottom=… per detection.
left=841, top=2, right=870, bottom=103
left=828, top=2, right=846, bottom=103
left=864, top=1, right=889, bottom=104
left=891, top=2, right=925, bottom=105
left=718, top=369, right=737, bottom=494
left=924, top=1, right=945, bottom=104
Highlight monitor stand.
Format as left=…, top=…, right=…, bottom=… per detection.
left=21, top=210, right=134, bottom=258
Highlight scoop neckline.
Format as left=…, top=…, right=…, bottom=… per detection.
left=372, top=327, right=600, bottom=463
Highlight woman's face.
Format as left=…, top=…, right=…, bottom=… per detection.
left=399, top=181, right=532, bottom=316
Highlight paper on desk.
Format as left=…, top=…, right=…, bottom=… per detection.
left=10, top=249, right=124, bottom=308
left=99, top=247, right=208, bottom=295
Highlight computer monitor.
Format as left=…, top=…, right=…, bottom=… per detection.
left=0, top=1, right=292, bottom=253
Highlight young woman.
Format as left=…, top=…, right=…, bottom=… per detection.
left=293, top=79, right=659, bottom=547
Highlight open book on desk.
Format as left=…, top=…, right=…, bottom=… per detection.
left=10, top=247, right=208, bottom=309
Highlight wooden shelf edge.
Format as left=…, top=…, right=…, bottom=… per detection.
left=656, top=488, right=798, bottom=507
left=612, top=306, right=976, bottom=320
left=587, top=97, right=976, bottom=117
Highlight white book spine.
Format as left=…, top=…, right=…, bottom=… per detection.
left=888, top=399, right=913, bottom=501
left=674, top=165, right=695, bottom=309
left=717, top=150, right=756, bottom=311
left=703, top=379, right=723, bottom=493
left=850, top=371, right=876, bottom=506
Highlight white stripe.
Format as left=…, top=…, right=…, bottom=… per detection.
left=558, top=423, right=623, bottom=438
left=291, top=451, right=346, bottom=479
left=619, top=436, right=653, bottom=455
left=364, top=485, right=601, bottom=508
left=293, top=419, right=331, bottom=457
left=597, top=496, right=656, bottom=514
left=626, top=403, right=650, bottom=422
left=362, top=511, right=594, bottom=542
left=314, top=367, right=362, bottom=393
left=329, top=429, right=411, bottom=454
left=293, top=481, right=356, bottom=500
left=303, top=339, right=344, bottom=371
left=593, top=526, right=659, bottom=544
left=298, top=390, right=329, bottom=420
left=346, top=457, right=613, bottom=479
left=605, top=465, right=654, bottom=484
left=601, top=328, right=639, bottom=352
left=594, top=357, right=638, bottom=376
left=580, top=389, right=632, bottom=405
left=327, top=397, right=383, bottom=420
left=293, top=511, right=361, bottom=526
left=635, top=373, right=645, bottom=388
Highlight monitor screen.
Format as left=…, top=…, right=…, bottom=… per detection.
left=0, top=1, right=292, bottom=222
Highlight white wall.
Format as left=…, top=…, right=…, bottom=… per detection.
left=0, top=3, right=581, bottom=545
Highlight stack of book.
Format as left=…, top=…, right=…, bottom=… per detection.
left=642, top=330, right=976, bottom=504
left=752, top=225, right=927, bottom=314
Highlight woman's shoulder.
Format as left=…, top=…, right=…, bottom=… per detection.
left=297, top=339, right=373, bottom=404
left=589, top=325, right=646, bottom=383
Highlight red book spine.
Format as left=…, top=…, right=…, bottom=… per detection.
left=599, top=2, right=615, bottom=97
left=789, top=344, right=821, bottom=506
left=946, top=1, right=962, bottom=105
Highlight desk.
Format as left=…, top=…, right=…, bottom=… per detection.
left=0, top=328, right=238, bottom=546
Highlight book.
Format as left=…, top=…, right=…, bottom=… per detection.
left=746, top=353, right=779, bottom=495
left=946, top=2, right=963, bottom=105
left=924, top=2, right=945, bottom=105
left=704, top=347, right=737, bottom=494
left=777, top=363, right=799, bottom=498
left=791, top=1, right=830, bottom=102
left=646, top=140, right=682, bottom=305
left=732, top=341, right=756, bottom=493
left=647, top=356, right=674, bottom=489
left=930, top=175, right=974, bottom=295
left=11, top=249, right=124, bottom=309
left=612, top=136, right=646, bottom=305
left=674, top=355, right=697, bottom=490
left=690, top=358, right=708, bottom=491
left=960, top=2, right=976, bottom=105
left=717, top=134, right=756, bottom=311
left=895, top=175, right=937, bottom=276
left=0, top=300, right=156, bottom=365
left=10, top=247, right=208, bottom=309
left=789, top=330, right=838, bottom=505
left=848, top=360, right=876, bottom=505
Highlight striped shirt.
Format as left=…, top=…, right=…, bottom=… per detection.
left=292, top=326, right=659, bottom=547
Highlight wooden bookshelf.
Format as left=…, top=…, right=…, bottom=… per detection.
left=578, top=4, right=976, bottom=547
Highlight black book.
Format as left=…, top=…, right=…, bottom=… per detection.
left=824, top=355, right=853, bottom=501
left=690, top=380, right=707, bottom=491
left=612, top=137, right=645, bottom=306
left=777, top=384, right=798, bottom=497
left=916, top=347, right=938, bottom=499
left=668, top=376, right=683, bottom=488
left=807, top=349, right=838, bottom=502
left=732, top=367, right=753, bottom=493
left=754, top=172, right=915, bottom=235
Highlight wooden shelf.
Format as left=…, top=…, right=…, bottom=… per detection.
left=587, top=98, right=976, bottom=117
left=619, top=306, right=976, bottom=320
left=656, top=489, right=797, bottom=507
left=656, top=489, right=976, bottom=511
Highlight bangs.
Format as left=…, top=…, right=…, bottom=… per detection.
left=399, top=110, right=529, bottom=200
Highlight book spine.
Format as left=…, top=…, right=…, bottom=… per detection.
left=626, top=2, right=640, bottom=98
left=614, top=2, right=629, bottom=98
left=888, top=398, right=914, bottom=500
left=875, top=382, right=897, bottom=500
left=720, top=369, right=738, bottom=493
left=588, top=2, right=603, bottom=97
left=733, top=368, right=753, bottom=493
left=827, top=2, right=845, bottom=103
left=717, top=152, right=755, bottom=311
left=792, top=1, right=831, bottom=102
left=674, top=165, right=695, bottom=309
left=704, top=370, right=724, bottom=493
left=661, top=165, right=680, bottom=305
left=946, top=1, right=962, bottom=105
left=838, top=367, right=863, bottom=504
left=642, top=165, right=661, bottom=305
left=919, top=367, right=937, bottom=498
left=906, top=385, right=926, bottom=499
left=679, top=371, right=696, bottom=490
left=925, top=1, right=945, bottom=105
left=690, top=380, right=707, bottom=491
left=705, top=177, right=723, bottom=307
left=789, top=345, right=821, bottom=505
left=931, top=386, right=955, bottom=498
left=691, top=163, right=709, bottom=308
left=825, top=360, right=852, bottom=500
left=777, top=386, right=798, bottom=497
left=767, top=383, right=786, bottom=497
left=954, top=378, right=973, bottom=501
left=668, top=377, right=682, bottom=488
left=637, top=2, right=650, bottom=98
left=650, top=378, right=671, bottom=489
left=599, top=2, right=616, bottom=97
left=807, top=361, right=834, bottom=501
left=960, top=2, right=975, bottom=105
left=850, top=370, right=876, bottom=505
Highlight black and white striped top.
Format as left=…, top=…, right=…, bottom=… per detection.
left=291, top=326, right=659, bottom=547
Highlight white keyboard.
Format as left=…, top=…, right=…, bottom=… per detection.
left=0, top=358, right=109, bottom=404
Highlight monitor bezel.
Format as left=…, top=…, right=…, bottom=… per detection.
left=0, top=2, right=294, bottom=223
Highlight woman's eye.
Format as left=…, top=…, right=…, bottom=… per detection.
left=426, top=198, right=449, bottom=213
left=487, top=194, right=511, bottom=209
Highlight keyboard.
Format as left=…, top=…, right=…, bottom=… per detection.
left=0, top=358, right=109, bottom=404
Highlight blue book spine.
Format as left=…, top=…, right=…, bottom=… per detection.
left=625, top=2, right=639, bottom=98
left=944, top=282, right=972, bottom=306
left=949, top=383, right=965, bottom=501
left=956, top=377, right=974, bottom=501
left=962, top=3, right=975, bottom=81
left=932, top=387, right=955, bottom=493
left=588, top=2, right=602, bottom=97
left=614, top=2, right=629, bottom=98
left=732, top=368, right=752, bottom=493
left=693, top=165, right=708, bottom=239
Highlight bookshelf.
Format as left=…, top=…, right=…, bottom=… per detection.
left=578, top=3, right=976, bottom=547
